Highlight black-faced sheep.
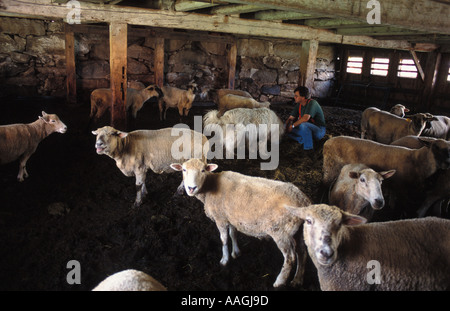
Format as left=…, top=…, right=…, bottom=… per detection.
left=170, top=158, right=312, bottom=288
left=329, top=163, right=395, bottom=221
left=286, top=204, right=450, bottom=291
left=361, top=107, right=437, bottom=144
left=92, top=126, right=209, bottom=207
left=92, top=269, right=167, bottom=291
left=0, top=111, right=67, bottom=181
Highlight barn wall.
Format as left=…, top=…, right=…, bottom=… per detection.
left=0, top=17, right=336, bottom=104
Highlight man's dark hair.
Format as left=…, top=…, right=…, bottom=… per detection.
left=294, top=86, right=311, bottom=99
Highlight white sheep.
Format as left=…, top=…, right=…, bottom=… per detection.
left=217, top=94, right=270, bottom=118
left=329, top=163, right=395, bottom=221
left=389, top=104, right=410, bottom=117
left=92, top=126, right=209, bottom=207
left=360, top=107, right=437, bottom=144
left=285, top=204, right=450, bottom=291
left=421, top=115, right=450, bottom=140
left=203, top=107, right=284, bottom=158
left=0, top=111, right=67, bottom=181
left=170, top=158, right=312, bottom=288
left=92, top=269, right=167, bottom=291
left=89, top=85, right=160, bottom=123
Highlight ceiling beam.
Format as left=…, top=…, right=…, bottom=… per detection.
left=174, top=0, right=221, bottom=12
left=210, top=4, right=264, bottom=15
left=305, top=18, right=368, bottom=29
left=0, top=0, right=437, bottom=51
left=253, top=10, right=322, bottom=21
left=223, top=0, right=450, bottom=34
left=337, top=26, right=427, bottom=37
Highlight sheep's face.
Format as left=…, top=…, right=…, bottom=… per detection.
left=92, top=126, right=128, bottom=155
left=39, top=111, right=67, bottom=134
left=350, top=169, right=395, bottom=211
left=170, top=159, right=218, bottom=196
left=286, top=204, right=366, bottom=266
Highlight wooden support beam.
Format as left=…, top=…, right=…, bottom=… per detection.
left=227, top=42, right=237, bottom=89
left=421, top=51, right=442, bottom=111
left=175, top=0, right=221, bottom=12
left=253, top=10, right=320, bottom=21
left=410, top=50, right=425, bottom=82
left=211, top=4, right=263, bottom=15
left=109, top=22, right=127, bottom=130
left=299, top=40, right=318, bottom=91
left=154, top=37, right=164, bottom=87
left=2, top=0, right=437, bottom=52
left=64, top=24, right=77, bottom=105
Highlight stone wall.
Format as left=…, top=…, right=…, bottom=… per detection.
left=0, top=17, right=336, bottom=103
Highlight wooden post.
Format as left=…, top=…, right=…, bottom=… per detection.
left=410, top=50, right=425, bottom=82
left=65, top=24, right=77, bottom=105
left=421, top=51, right=441, bottom=111
left=299, top=39, right=318, bottom=90
left=227, top=42, right=237, bottom=89
left=109, top=22, right=127, bottom=130
left=154, top=37, right=164, bottom=87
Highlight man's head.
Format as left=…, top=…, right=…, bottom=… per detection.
left=294, top=86, right=311, bottom=104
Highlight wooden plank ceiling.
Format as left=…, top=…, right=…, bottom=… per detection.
left=1, top=0, right=449, bottom=51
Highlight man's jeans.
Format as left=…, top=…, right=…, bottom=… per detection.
left=287, top=122, right=326, bottom=150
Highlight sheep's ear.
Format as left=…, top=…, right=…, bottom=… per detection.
left=92, top=130, right=98, bottom=136
left=284, top=205, right=306, bottom=219
left=206, top=163, right=218, bottom=172
left=404, top=108, right=410, bottom=112
left=170, top=163, right=183, bottom=171
left=42, top=111, right=47, bottom=117
left=116, top=131, right=128, bottom=138
left=342, top=212, right=367, bottom=226
left=379, top=169, right=396, bottom=180
left=348, top=171, right=359, bottom=179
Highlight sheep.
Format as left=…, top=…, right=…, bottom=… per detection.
left=389, top=104, right=410, bottom=117
left=322, top=135, right=450, bottom=215
left=285, top=204, right=450, bottom=291
left=391, top=135, right=450, bottom=217
left=89, top=85, right=160, bottom=123
left=92, top=269, right=167, bottom=291
left=170, top=158, right=312, bottom=288
left=421, top=115, right=450, bottom=140
left=217, top=94, right=270, bottom=118
left=145, top=84, right=197, bottom=121
left=92, top=126, right=209, bottom=207
left=0, top=111, right=67, bottom=182
left=360, top=106, right=437, bottom=144
left=203, top=107, right=284, bottom=159
left=329, top=163, right=396, bottom=221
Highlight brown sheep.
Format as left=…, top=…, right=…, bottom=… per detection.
left=217, top=94, right=270, bottom=118
left=286, top=204, right=450, bottom=291
left=361, top=107, right=437, bottom=144
left=147, top=84, right=197, bottom=121
left=0, top=111, right=67, bottom=181
left=170, top=158, right=312, bottom=288
left=89, top=85, right=160, bottom=123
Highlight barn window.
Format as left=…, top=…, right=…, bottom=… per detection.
left=370, top=58, right=389, bottom=76
left=397, top=59, right=418, bottom=79
left=346, top=56, right=363, bottom=74
left=447, top=66, right=450, bottom=82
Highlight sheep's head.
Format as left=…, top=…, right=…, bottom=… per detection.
left=39, top=111, right=67, bottom=134
left=389, top=104, right=409, bottom=117
left=144, top=84, right=164, bottom=98
left=285, top=204, right=366, bottom=266
left=424, top=138, right=450, bottom=170
left=92, top=126, right=128, bottom=155
left=349, top=167, right=395, bottom=211
left=170, top=159, right=218, bottom=196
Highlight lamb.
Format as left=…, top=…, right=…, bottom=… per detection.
left=92, top=269, right=167, bottom=291
left=421, top=115, right=450, bottom=140
left=146, top=84, right=197, bottom=121
left=0, top=111, right=67, bottom=181
left=89, top=85, right=160, bottom=123
left=285, top=204, right=450, bottom=291
left=203, top=107, right=284, bottom=159
left=360, top=106, right=436, bottom=144
left=170, top=158, right=312, bottom=288
left=92, top=126, right=209, bottom=207
left=391, top=135, right=450, bottom=217
left=329, top=163, right=395, bottom=221
left=322, top=136, right=450, bottom=215
left=217, top=94, right=270, bottom=118
left=389, top=104, right=410, bottom=117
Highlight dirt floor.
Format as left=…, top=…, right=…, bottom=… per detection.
left=0, top=96, right=388, bottom=291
